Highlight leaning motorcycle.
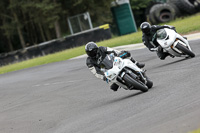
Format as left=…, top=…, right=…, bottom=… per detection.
left=155, top=28, right=195, bottom=58
left=99, top=54, right=153, bottom=92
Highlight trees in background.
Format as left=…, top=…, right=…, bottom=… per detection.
left=0, top=0, right=113, bottom=53
left=0, top=0, right=148, bottom=53
left=0, top=0, right=63, bottom=52
left=130, top=0, right=152, bottom=27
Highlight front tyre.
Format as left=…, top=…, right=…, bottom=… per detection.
left=146, top=79, right=153, bottom=89
left=123, top=74, right=148, bottom=92
left=143, top=73, right=153, bottom=89
left=175, top=43, right=195, bottom=58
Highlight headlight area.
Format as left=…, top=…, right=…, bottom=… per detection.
left=107, top=73, right=116, bottom=80
left=114, top=59, right=123, bottom=69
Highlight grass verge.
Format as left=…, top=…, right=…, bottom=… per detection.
left=0, top=13, right=200, bottom=74
left=189, top=128, right=200, bottom=133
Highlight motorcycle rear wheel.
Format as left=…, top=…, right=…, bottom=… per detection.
left=123, top=74, right=148, bottom=92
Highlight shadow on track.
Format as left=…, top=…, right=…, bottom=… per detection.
left=108, top=91, right=144, bottom=104
left=154, top=58, right=190, bottom=69
left=90, top=91, right=144, bottom=110
left=141, top=56, right=157, bottom=63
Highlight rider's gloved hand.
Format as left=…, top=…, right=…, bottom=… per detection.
left=169, top=26, right=176, bottom=32
left=118, top=51, right=131, bottom=58
left=164, top=25, right=176, bottom=32
left=112, top=50, right=118, bottom=56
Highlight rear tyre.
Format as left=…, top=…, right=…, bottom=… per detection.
left=175, top=43, right=195, bottom=58
left=123, top=74, right=148, bottom=92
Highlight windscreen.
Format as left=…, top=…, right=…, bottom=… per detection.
left=157, top=29, right=167, bottom=40
left=100, top=54, right=114, bottom=69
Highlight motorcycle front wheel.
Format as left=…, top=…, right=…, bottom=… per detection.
left=175, top=43, right=195, bottom=58
left=146, top=78, right=153, bottom=89
left=123, top=74, right=148, bottom=92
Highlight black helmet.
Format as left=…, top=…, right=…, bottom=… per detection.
left=140, top=22, right=151, bottom=34
left=85, top=42, right=98, bottom=57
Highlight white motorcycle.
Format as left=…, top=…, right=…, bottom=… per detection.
left=99, top=54, right=153, bottom=92
left=155, top=28, right=195, bottom=58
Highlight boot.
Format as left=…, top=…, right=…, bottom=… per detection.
left=183, top=37, right=187, bottom=40
left=136, top=62, right=145, bottom=68
left=110, top=83, right=119, bottom=91
left=130, top=58, right=145, bottom=68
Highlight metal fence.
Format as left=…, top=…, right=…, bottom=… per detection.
left=67, top=12, right=93, bottom=34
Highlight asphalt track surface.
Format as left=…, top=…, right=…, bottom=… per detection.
left=0, top=39, right=200, bottom=133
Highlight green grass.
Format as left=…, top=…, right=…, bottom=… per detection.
left=0, top=46, right=86, bottom=74
left=0, top=13, right=200, bottom=74
left=167, top=14, right=200, bottom=34
left=189, top=128, right=200, bottom=133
